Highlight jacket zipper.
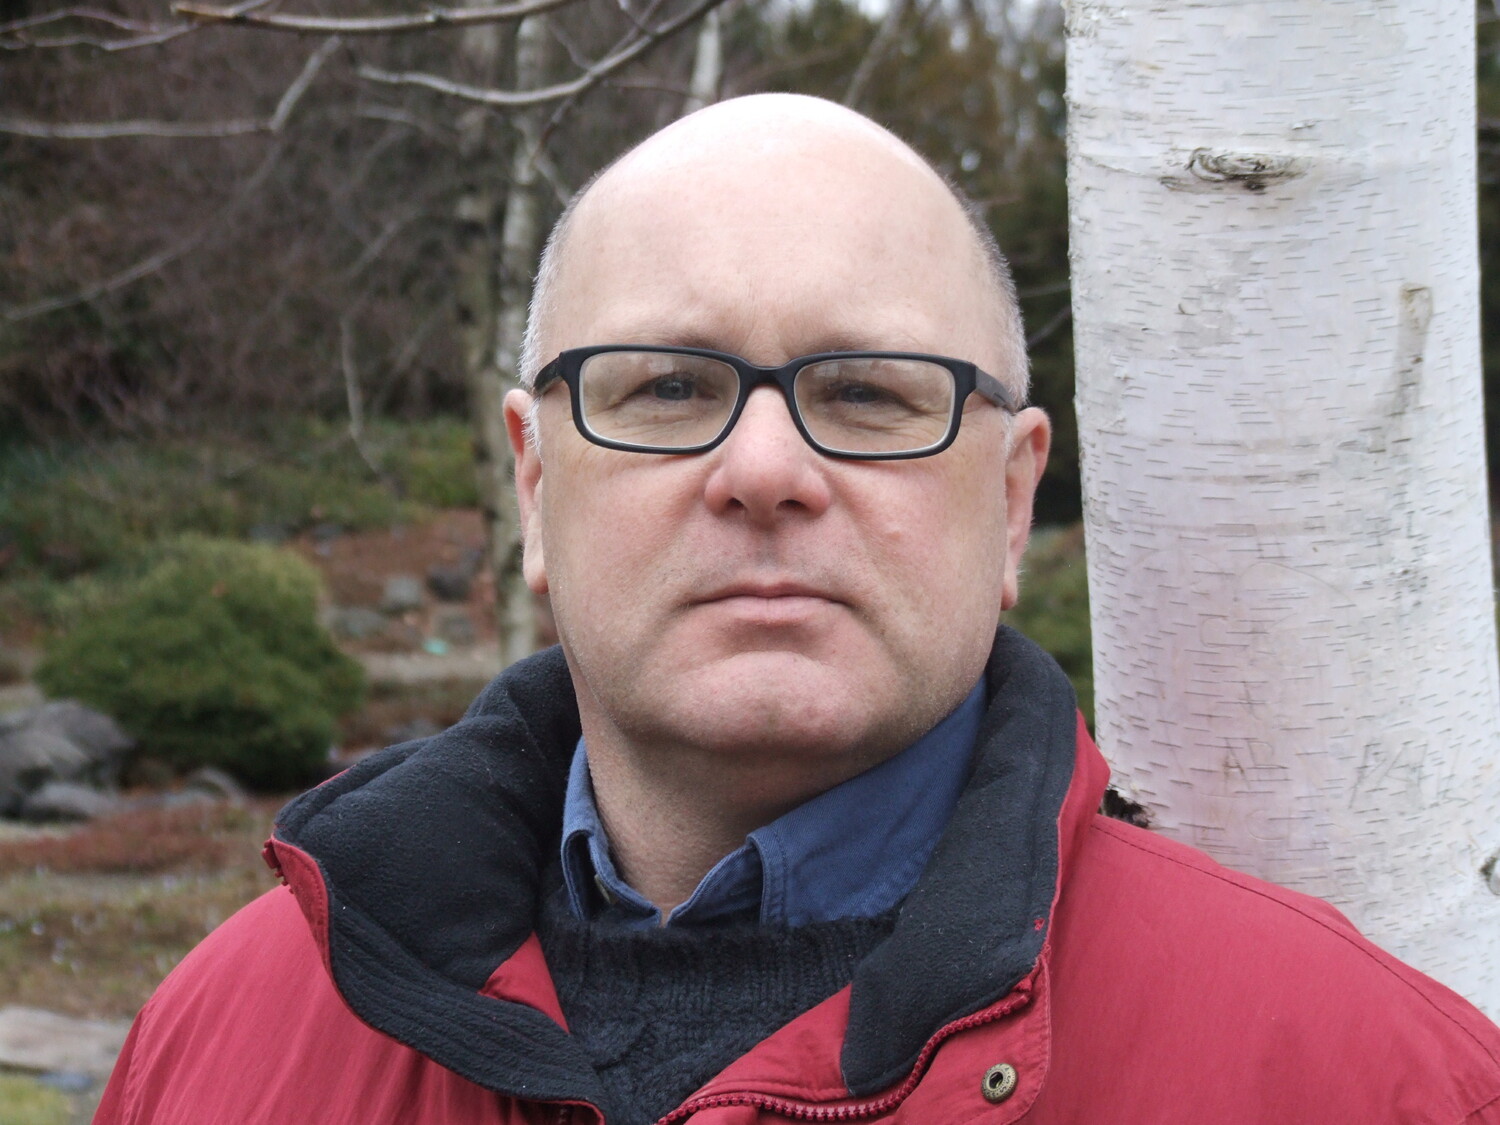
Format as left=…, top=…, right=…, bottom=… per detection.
left=653, top=987, right=1031, bottom=1124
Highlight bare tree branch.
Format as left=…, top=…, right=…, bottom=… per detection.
left=0, top=36, right=337, bottom=141
left=842, top=0, right=911, bottom=108
left=356, top=0, right=728, bottom=108
left=1025, top=302, right=1072, bottom=349
left=173, top=0, right=573, bottom=36
left=1, top=0, right=273, bottom=51
left=0, top=117, right=263, bottom=138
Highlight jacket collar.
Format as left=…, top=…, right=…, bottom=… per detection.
left=266, top=626, right=1100, bottom=1105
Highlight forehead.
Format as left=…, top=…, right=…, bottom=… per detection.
left=545, top=120, right=998, bottom=368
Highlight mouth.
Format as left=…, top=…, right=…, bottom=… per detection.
left=693, top=581, right=844, bottom=625
left=697, top=581, right=841, bottom=604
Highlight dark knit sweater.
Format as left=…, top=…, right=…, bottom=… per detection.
left=536, top=875, right=899, bottom=1125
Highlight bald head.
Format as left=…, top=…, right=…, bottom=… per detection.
left=518, top=94, right=1027, bottom=401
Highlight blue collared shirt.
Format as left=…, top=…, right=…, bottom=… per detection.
left=560, top=680, right=985, bottom=928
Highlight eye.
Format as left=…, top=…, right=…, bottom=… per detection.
left=828, top=380, right=898, bottom=407
left=642, top=375, right=699, bottom=401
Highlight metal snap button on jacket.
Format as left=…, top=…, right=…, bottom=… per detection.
left=981, top=1062, right=1018, bottom=1104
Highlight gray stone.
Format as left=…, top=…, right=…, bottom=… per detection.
left=0, top=700, right=133, bottom=815
left=0, top=730, right=90, bottom=816
left=182, top=765, right=247, bottom=803
left=0, top=1006, right=131, bottom=1078
left=433, top=609, right=478, bottom=647
left=37, top=1068, right=96, bottom=1093
left=426, top=564, right=473, bottom=603
left=21, top=700, right=133, bottom=764
left=326, top=606, right=387, bottom=641
left=380, top=575, right=426, bottom=615
left=19, top=781, right=121, bottom=823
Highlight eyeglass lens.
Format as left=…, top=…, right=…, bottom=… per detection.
left=576, top=351, right=957, bottom=455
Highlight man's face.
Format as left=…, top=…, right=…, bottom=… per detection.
left=507, top=107, right=1048, bottom=811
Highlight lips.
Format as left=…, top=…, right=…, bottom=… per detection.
left=695, top=580, right=843, bottom=604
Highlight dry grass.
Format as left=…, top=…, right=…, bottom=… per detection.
left=0, top=800, right=282, bottom=1020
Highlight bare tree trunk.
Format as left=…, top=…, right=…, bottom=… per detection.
left=486, top=14, right=550, bottom=667
left=681, top=7, right=721, bottom=115
left=1068, top=0, right=1500, bottom=1014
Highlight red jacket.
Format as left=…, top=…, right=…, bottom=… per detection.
left=97, top=633, right=1500, bottom=1124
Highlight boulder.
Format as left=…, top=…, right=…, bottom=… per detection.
left=425, top=564, right=473, bottom=603
left=380, top=575, right=425, bottom=615
left=21, top=700, right=133, bottom=766
left=19, top=781, right=121, bottom=823
left=0, top=700, right=133, bottom=815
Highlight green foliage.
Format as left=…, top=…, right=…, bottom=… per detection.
left=0, top=417, right=476, bottom=581
left=1006, top=524, right=1094, bottom=725
left=0, top=1075, right=71, bottom=1125
left=35, top=537, right=365, bottom=790
left=381, top=416, right=480, bottom=509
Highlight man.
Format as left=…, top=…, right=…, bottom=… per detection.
left=97, top=95, right=1500, bottom=1124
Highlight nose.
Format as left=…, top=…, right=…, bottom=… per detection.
left=702, top=386, right=833, bottom=525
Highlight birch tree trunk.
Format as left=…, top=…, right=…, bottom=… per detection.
left=474, top=15, right=549, bottom=668
left=1067, top=0, right=1500, bottom=1014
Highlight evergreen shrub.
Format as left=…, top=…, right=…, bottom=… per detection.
left=35, top=537, right=365, bottom=790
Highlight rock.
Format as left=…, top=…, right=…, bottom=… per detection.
left=380, top=575, right=425, bottom=615
left=182, top=765, right=247, bottom=803
left=0, top=730, right=90, bottom=816
left=326, top=606, right=387, bottom=641
left=20, top=700, right=133, bottom=765
left=19, top=781, right=121, bottom=823
left=0, top=700, right=133, bottom=815
left=0, top=1006, right=131, bottom=1078
left=383, top=717, right=442, bottom=746
left=434, top=609, right=478, bottom=647
left=426, top=564, right=473, bottom=603
left=37, top=1069, right=95, bottom=1093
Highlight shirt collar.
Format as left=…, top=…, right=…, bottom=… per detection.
left=560, top=680, right=985, bottom=928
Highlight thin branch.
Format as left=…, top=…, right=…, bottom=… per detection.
left=842, top=0, right=911, bottom=108
left=1, top=0, right=273, bottom=51
left=357, top=0, right=727, bottom=108
left=0, top=7, right=154, bottom=34
left=340, top=317, right=385, bottom=476
left=0, top=35, right=337, bottom=141
left=173, top=0, right=573, bottom=36
left=0, top=117, right=262, bottom=138
left=1025, top=302, right=1072, bottom=349
left=3, top=136, right=289, bottom=323
left=269, top=35, right=342, bottom=130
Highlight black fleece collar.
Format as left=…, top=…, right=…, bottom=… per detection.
left=271, top=625, right=1078, bottom=1104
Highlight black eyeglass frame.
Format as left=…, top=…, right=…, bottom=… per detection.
left=531, top=345, right=1022, bottom=461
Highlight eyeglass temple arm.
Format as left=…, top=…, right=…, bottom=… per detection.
left=974, top=367, right=1023, bottom=413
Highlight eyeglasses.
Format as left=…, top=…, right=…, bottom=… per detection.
left=532, top=345, right=1020, bottom=460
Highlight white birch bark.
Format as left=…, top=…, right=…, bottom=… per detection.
left=1066, top=0, right=1500, bottom=1014
left=682, top=7, right=722, bottom=115
left=487, top=14, right=550, bottom=667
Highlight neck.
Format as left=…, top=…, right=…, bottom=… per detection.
left=585, top=745, right=791, bottom=915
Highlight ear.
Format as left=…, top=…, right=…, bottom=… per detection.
left=504, top=388, right=549, bottom=596
left=1000, top=406, right=1051, bottom=611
